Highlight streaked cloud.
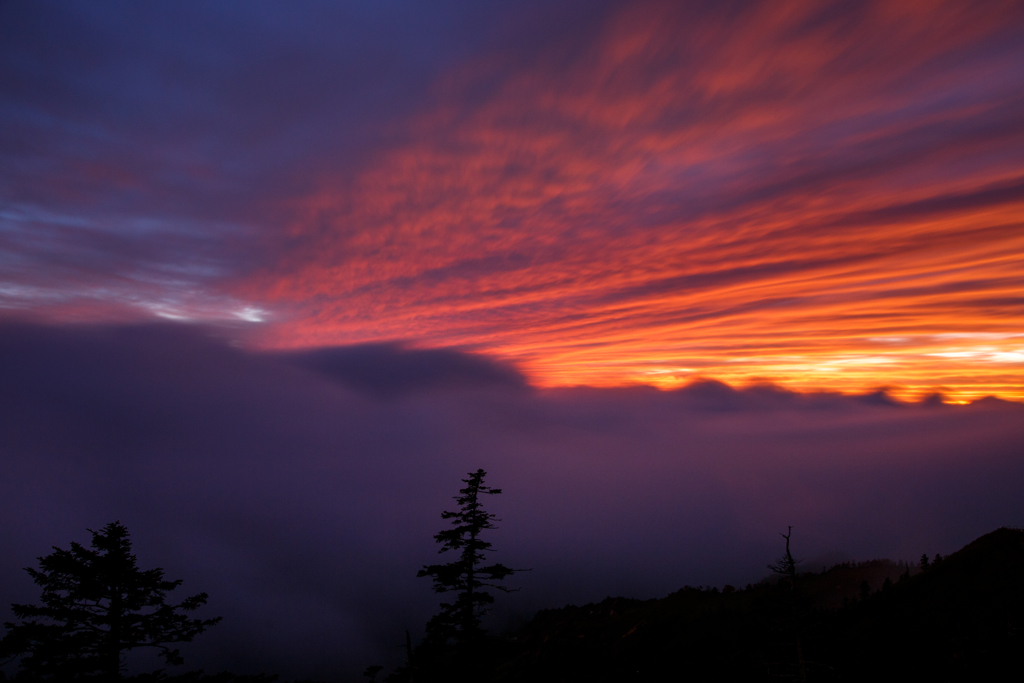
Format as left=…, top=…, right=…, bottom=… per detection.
left=247, top=0, right=1024, bottom=400
left=2, top=0, right=1023, bottom=400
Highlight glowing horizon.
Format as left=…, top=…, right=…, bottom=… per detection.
left=3, top=0, right=1024, bottom=402
left=245, top=1, right=1024, bottom=403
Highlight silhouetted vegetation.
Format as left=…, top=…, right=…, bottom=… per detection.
left=4, top=515, right=1021, bottom=681
left=390, top=469, right=522, bottom=682
left=0, top=522, right=220, bottom=680
left=767, top=526, right=807, bottom=681
left=455, top=527, right=1024, bottom=681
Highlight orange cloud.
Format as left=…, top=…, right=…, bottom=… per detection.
left=244, top=0, right=1024, bottom=402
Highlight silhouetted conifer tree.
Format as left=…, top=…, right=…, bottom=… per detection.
left=417, top=469, right=519, bottom=648
left=0, top=521, right=220, bottom=680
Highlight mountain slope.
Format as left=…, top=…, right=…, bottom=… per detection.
left=466, top=528, right=1024, bottom=682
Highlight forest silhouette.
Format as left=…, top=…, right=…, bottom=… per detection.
left=2, top=473, right=1022, bottom=682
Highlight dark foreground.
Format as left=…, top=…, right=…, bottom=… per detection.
left=3, top=528, right=1021, bottom=682
left=399, top=527, right=1024, bottom=682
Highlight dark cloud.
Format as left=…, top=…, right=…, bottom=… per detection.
left=281, top=343, right=528, bottom=398
left=826, top=175, right=1024, bottom=229
left=1, top=322, right=1022, bottom=679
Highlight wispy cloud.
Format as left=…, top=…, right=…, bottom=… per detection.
left=2, top=1, right=1022, bottom=399
left=244, top=0, right=1024, bottom=400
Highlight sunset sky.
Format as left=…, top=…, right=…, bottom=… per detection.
left=2, top=3, right=1024, bottom=678
left=2, top=0, right=1024, bottom=401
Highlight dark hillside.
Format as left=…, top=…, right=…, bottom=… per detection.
left=415, top=528, right=1024, bottom=682
left=816, top=527, right=1024, bottom=680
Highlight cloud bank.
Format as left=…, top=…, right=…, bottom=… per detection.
left=1, top=322, right=1021, bottom=679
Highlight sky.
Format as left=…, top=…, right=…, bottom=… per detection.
left=1, top=1, right=1024, bottom=680
left=2, top=0, right=1023, bottom=401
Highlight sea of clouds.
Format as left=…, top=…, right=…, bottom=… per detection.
left=1, top=322, right=1021, bottom=679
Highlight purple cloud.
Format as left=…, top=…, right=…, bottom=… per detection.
left=1, top=321, right=1021, bottom=678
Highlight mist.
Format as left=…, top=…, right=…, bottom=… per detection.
left=1, top=321, right=1021, bottom=679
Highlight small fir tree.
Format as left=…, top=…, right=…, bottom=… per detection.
left=417, top=469, right=519, bottom=648
left=0, top=521, right=220, bottom=679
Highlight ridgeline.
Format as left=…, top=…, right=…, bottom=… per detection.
left=402, top=527, right=1024, bottom=682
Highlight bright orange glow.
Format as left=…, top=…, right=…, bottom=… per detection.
left=240, top=0, right=1024, bottom=402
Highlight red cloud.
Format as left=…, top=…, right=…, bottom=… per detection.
left=242, top=0, right=1024, bottom=401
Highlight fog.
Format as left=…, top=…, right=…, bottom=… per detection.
left=1, top=322, right=1021, bottom=679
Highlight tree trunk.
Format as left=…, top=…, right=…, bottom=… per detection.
left=107, top=585, right=122, bottom=680
left=796, top=634, right=806, bottom=683
left=465, top=528, right=476, bottom=640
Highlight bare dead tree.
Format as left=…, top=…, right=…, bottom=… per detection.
left=768, top=526, right=806, bottom=683
left=768, top=525, right=802, bottom=589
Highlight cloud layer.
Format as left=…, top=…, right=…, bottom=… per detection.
left=1, top=322, right=1021, bottom=678
left=259, top=0, right=1024, bottom=401
left=2, top=1, right=1023, bottom=400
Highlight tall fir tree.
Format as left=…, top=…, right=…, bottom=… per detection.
left=417, top=469, right=518, bottom=648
